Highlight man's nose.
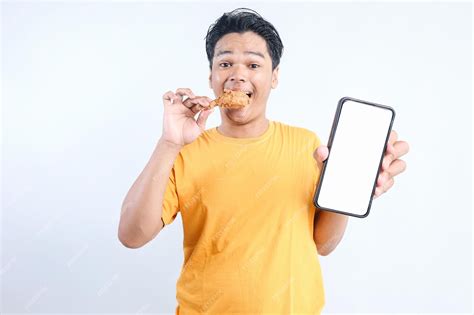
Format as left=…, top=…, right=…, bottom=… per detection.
left=229, top=65, right=247, bottom=82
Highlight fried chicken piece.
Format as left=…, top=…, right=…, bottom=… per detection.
left=208, top=90, right=250, bottom=109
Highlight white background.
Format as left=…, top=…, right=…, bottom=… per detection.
left=1, top=1, right=472, bottom=313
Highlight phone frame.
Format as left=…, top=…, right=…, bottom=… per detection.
left=313, top=96, right=396, bottom=218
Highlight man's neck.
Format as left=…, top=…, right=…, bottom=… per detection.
left=217, top=117, right=270, bottom=139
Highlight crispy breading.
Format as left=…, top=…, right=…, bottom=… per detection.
left=208, top=90, right=250, bottom=109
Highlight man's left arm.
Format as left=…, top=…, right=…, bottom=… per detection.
left=312, top=130, right=410, bottom=256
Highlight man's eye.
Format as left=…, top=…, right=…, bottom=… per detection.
left=250, top=64, right=260, bottom=69
left=220, top=62, right=231, bottom=68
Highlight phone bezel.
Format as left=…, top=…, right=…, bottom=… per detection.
left=313, top=96, right=396, bottom=218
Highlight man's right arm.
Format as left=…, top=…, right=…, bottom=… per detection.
left=118, top=88, right=214, bottom=249
left=118, top=138, right=182, bottom=249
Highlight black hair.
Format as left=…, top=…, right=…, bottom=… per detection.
left=205, top=8, right=284, bottom=71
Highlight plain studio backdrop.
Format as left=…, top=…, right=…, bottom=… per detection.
left=1, top=1, right=472, bottom=314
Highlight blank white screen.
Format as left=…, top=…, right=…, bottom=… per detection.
left=317, top=100, right=394, bottom=216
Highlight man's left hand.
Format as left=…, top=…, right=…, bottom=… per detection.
left=313, top=129, right=410, bottom=199
left=373, top=130, right=409, bottom=198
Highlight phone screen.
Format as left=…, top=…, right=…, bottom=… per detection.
left=314, top=97, right=395, bottom=218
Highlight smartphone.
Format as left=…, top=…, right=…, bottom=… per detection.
left=313, top=97, right=395, bottom=218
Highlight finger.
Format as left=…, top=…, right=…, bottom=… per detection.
left=373, top=181, right=384, bottom=198
left=201, top=97, right=215, bottom=111
left=377, top=158, right=406, bottom=186
left=196, top=107, right=214, bottom=130
left=190, top=104, right=204, bottom=115
left=381, top=131, right=397, bottom=169
left=188, top=99, right=211, bottom=114
left=382, top=143, right=397, bottom=170
left=377, top=171, right=389, bottom=187
left=192, top=98, right=215, bottom=115
left=373, top=188, right=380, bottom=199
left=386, top=142, right=396, bottom=155
left=375, top=172, right=396, bottom=197
left=393, top=141, right=410, bottom=159
left=183, top=96, right=212, bottom=109
left=162, top=91, right=176, bottom=106
left=313, top=145, right=329, bottom=167
left=388, top=130, right=398, bottom=146
left=374, top=187, right=382, bottom=198
left=175, top=88, right=195, bottom=101
left=386, top=159, right=407, bottom=178
left=198, top=97, right=213, bottom=108
left=382, top=141, right=410, bottom=171
left=182, top=98, right=197, bottom=109
left=381, top=177, right=395, bottom=194
left=382, top=152, right=394, bottom=171
left=175, top=88, right=195, bottom=106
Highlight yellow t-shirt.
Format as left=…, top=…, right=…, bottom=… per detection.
left=161, top=120, right=325, bottom=314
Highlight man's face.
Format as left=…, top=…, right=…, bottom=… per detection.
left=209, top=31, right=279, bottom=125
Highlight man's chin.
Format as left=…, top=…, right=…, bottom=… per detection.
left=224, top=105, right=251, bottom=124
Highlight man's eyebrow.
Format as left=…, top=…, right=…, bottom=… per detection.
left=215, top=50, right=232, bottom=57
left=245, top=51, right=265, bottom=59
left=215, top=50, right=265, bottom=59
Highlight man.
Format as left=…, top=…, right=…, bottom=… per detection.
left=118, top=8, right=409, bottom=314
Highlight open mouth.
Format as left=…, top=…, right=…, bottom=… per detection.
left=243, top=92, right=253, bottom=100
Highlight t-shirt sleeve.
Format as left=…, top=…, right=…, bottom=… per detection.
left=161, top=155, right=182, bottom=227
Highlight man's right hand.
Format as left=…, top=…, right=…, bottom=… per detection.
left=161, top=88, right=215, bottom=146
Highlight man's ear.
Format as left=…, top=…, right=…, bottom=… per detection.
left=208, top=73, right=212, bottom=89
left=271, top=66, right=280, bottom=89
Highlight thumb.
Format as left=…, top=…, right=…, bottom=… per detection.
left=196, top=108, right=214, bottom=130
left=313, top=145, right=329, bottom=166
